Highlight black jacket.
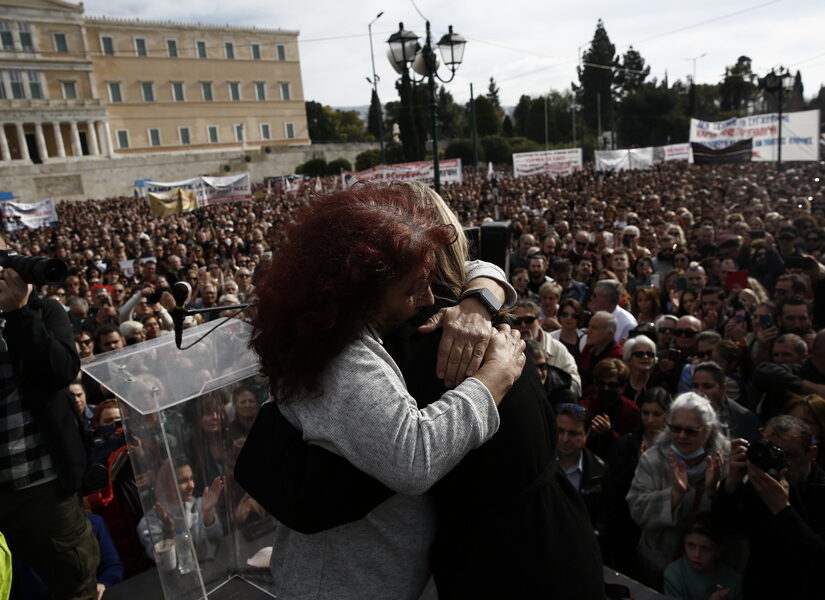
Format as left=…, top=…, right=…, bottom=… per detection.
left=237, top=301, right=606, bottom=599
left=713, top=464, right=825, bottom=599
left=3, top=296, right=85, bottom=494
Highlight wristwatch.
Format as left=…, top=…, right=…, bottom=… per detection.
left=458, top=287, right=502, bottom=317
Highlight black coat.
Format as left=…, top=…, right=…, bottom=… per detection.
left=3, top=296, right=85, bottom=494
left=238, top=300, right=606, bottom=599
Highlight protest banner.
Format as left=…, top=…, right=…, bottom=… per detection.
left=512, top=148, right=583, bottom=178
left=595, top=150, right=630, bottom=172
left=149, top=188, right=197, bottom=217
left=143, top=174, right=251, bottom=212
left=1, top=198, right=58, bottom=232
left=691, top=140, right=753, bottom=165
left=341, top=159, right=463, bottom=188
left=653, top=143, right=693, bottom=163
left=689, top=109, right=819, bottom=162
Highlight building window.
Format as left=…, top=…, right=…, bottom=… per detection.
left=53, top=32, right=68, bottom=53
left=100, top=35, right=114, bottom=56
left=179, top=127, right=191, bottom=145
left=254, top=82, right=266, bottom=101
left=141, top=82, right=155, bottom=102
left=134, top=38, right=147, bottom=57
left=260, top=123, right=271, bottom=140
left=166, top=39, right=178, bottom=58
left=284, top=123, right=295, bottom=139
left=207, top=125, right=219, bottom=143
left=196, top=40, right=207, bottom=58
left=234, top=124, right=244, bottom=142
left=18, top=22, right=33, bottom=52
left=228, top=81, right=240, bottom=101
left=27, top=71, right=42, bottom=99
left=201, top=81, right=213, bottom=101
left=61, top=80, right=77, bottom=99
left=171, top=82, right=185, bottom=102
left=224, top=42, right=234, bottom=59
left=279, top=82, right=291, bottom=101
left=108, top=81, right=123, bottom=103
left=116, top=129, right=129, bottom=149
left=0, top=22, right=14, bottom=51
left=148, top=128, right=161, bottom=147
left=251, top=43, right=261, bottom=60
left=9, top=71, right=24, bottom=99
left=276, top=44, right=285, bottom=61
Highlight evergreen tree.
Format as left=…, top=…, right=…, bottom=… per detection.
left=437, top=86, right=466, bottom=139
left=502, top=115, right=514, bottom=137
left=614, top=46, right=650, bottom=97
left=367, top=89, right=383, bottom=140
left=470, top=95, right=501, bottom=136
left=720, top=56, right=756, bottom=114
left=487, top=77, right=502, bottom=108
left=513, top=95, right=532, bottom=138
left=575, top=19, right=619, bottom=134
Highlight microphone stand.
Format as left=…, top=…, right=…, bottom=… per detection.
left=173, top=302, right=255, bottom=350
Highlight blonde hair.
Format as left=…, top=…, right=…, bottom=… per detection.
left=398, top=181, right=468, bottom=299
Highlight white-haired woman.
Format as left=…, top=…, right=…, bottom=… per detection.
left=622, top=335, right=659, bottom=404
left=626, top=392, right=729, bottom=588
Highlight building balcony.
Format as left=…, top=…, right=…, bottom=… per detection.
left=0, top=98, right=103, bottom=110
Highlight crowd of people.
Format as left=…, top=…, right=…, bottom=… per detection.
left=2, top=158, right=825, bottom=599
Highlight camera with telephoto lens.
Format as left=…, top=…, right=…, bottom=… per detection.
left=746, top=439, right=787, bottom=480
left=0, top=250, right=67, bottom=286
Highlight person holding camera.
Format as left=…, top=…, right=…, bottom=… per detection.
left=713, top=415, right=825, bottom=599
left=0, top=241, right=99, bottom=598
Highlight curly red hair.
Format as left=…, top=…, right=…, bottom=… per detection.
left=251, top=184, right=456, bottom=401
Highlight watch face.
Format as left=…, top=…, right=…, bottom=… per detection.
left=463, top=288, right=501, bottom=315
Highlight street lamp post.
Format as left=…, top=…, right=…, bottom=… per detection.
left=368, top=12, right=385, bottom=164
left=760, top=68, right=794, bottom=167
left=685, top=52, right=707, bottom=84
left=387, top=21, right=466, bottom=193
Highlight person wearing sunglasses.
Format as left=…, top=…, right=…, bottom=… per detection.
left=512, top=300, right=581, bottom=398
left=654, top=314, right=679, bottom=351
left=580, top=359, right=641, bottom=461
left=626, top=392, right=729, bottom=588
left=622, top=335, right=663, bottom=403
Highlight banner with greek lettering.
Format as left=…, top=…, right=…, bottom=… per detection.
left=594, top=150, right=630, bottom=172
left=512, top=148, right=583, bottom=178
left=653, top=143, right=693, bottom=163
left=689, top=109, right=820, bottom=162
left=1, top=198, right=58, bottom=231
left=341, top=159, right=463, bottom=188
left=144, top=174, right=251, bottom=211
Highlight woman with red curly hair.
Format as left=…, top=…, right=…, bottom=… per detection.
left=250, top=184, right=525, bottom=598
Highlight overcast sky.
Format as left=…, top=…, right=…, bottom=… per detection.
left=85, top=0, right=825, bottom=109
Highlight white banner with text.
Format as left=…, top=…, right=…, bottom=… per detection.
left=1, top=198, right=58, bottom=231
left=512, top=148, right=583, bottom=178
left=341, top=159, right=463, bottom=188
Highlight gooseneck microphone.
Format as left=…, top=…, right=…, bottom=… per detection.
left=171, top=281, right=191, bottom=350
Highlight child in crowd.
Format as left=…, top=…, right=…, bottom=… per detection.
left=664, top=514, right=741, bottom=600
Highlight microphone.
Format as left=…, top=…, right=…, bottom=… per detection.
left=171, top=281, right=191, bottom=349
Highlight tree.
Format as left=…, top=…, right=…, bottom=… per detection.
left=575, top=20, right=619, bottom=134
left=719, top=56, right=756, bottom=114
left=325, top=158, right=352, bottom=175
left=444, top=139, right=483, bottom=164
left=502, top=115, right=514, bottom=137
left=367, top=89, right=383, bottom=140
left=513, top=95, right=532, bottom=138
left=614, top=46, right=649, bottom=98
left=304, top=101, right=367, bottom=142
left=487, top=77, right=501, bottom=108
left=355, top=149, right=381, bottom=171
left=480, top=136, right=511, bottom=164
left=618, top=81, right=688, bottom=147
left=437, top=86, right=465, bottom=139
left=470, top=95, right=501, bottom=137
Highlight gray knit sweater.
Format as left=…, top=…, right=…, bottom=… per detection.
left=273, top=331, right=499, bottom=599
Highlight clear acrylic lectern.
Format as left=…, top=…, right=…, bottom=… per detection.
left=82, top=319, right=275, bottom=599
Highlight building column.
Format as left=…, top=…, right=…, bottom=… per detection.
left=102, top=121, right=114, bottom=156
left=69, top=120, right=82, bottom=156
left=52, top=121, right=66, bottom=158
left=15, top=123, right=30, bottom=161
left=0, top=126, right=10, bottom=161
left=96, top=121, right=109, bottom=156
left=86, top=120, right=99, bottom=156
left=34, top=122, right=49, bottom=162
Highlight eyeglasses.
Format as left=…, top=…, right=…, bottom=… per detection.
left=237, top=273, right=251, bottom=279
left=559, top=311, right=578, bottom=319
left=668, top=423, right=705, bottom=437
left=595, top=380, right=622, bottom=390
left=557, top=403, right=586, bottom=415
left=512, top=316, right=537, bottom=325
left=674, top=329, right=697, bottom=338
left=631, top=351, right=655, bottom=359
left=658, top=327, right=676, bottom=335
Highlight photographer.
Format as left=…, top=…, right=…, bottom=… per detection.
left=713, top=416, right=825, bottom=599
left=0, top=242, right=99, bottom=598
left=118, top=283, right=173, bottom=331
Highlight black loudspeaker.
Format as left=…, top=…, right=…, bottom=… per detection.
left=263, top=146, right=272, bottom=154
left=479, top=220, right=511, bottom=274
left=223, top=164, right=231, bottom=172
left=463, top=226, right=480, bottom=261
left=244, top=155, right=252, bottom=163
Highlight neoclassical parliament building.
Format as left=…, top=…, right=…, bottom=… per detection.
left=0, top=0, right=309, bottom=164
